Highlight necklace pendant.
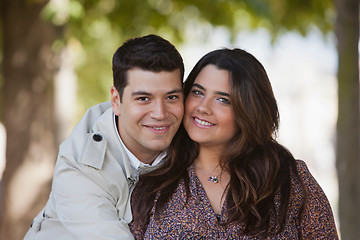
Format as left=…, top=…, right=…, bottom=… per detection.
left=208, top=176, right=218, bottom=183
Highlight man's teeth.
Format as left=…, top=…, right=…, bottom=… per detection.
left=152, top=126, right=166, bottom=130
left=195, top=118, right=213, bottom=126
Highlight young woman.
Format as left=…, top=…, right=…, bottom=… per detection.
left=130, top=48, right=339, bottom=239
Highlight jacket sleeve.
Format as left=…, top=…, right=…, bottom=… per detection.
left=296, top=160, right=339, bottom=239
left=51, top=152, right=134, bottom=240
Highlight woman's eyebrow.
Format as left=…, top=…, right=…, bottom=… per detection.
left=216, top=91, right=230, bottom=97
left=193, top=83, right=229, bottom=97
left=192, top=83, right=206, bottom=91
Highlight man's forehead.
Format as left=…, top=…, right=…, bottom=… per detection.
left=124, top=69, right=182, bottom=95
left=126, top=68, right=182, bottom=82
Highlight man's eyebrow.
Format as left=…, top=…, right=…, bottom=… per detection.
left=131, top=91, right=151, bottom=97
left=167, top=88, right=183, bottom=94
left=131, top=88, right=183, bottom=97
left=192, top=83, right=229, bottom=97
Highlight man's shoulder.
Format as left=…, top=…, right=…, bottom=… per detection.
left=85, top=101, right=112, bottom=116
left=81, top=101, right=112, bottom=125
left=58, top=102, right=113, bottom=159
left=70, top=102, right=112, bottom=136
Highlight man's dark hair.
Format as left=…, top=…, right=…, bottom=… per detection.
left=112, top=34, right=184, bottom=101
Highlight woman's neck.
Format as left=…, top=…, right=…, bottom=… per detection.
left=194, top=145, right=230, bottom=214
left=197, top=145, right=223, bottom=163
left=195, top=146, right=224, bottom=173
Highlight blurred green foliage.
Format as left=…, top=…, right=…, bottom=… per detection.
left=40, top=0, right=334, bottom=114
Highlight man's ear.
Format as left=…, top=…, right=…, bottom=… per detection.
left=110, top=86, right=121, bottom=116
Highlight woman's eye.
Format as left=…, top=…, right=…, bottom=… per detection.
left=218, top=97, right=230, bottom=104
left=191, top=90, right=203, bottom=96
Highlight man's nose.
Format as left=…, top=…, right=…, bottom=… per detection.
left=150, top=101, right=167, bottom=120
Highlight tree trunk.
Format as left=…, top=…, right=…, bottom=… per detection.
left=0, top=0, right=59, bottom=239
left=334, top=0, right=360, bottom=238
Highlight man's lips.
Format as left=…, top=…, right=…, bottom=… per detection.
left=144, top=125, right=170, bottom=133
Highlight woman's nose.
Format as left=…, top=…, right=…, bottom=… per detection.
left=196, top=98, right=212, bottom=115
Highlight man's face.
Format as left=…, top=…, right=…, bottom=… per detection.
left=111, top=68, right=184, bottom=164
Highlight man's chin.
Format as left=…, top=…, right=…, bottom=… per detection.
left=147, top=142, right=171, bottom=152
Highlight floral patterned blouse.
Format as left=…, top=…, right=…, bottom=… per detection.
left=129, top=160, right=339, bottom=239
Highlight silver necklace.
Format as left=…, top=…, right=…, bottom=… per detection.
left=195, top=165, right=221, bottom=184
left=208, top=176, right=219, bottom=183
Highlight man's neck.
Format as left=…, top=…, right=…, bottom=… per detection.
left=135, top=151, right=160, bottom=165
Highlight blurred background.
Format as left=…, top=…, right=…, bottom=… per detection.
left=0, top=0, right=358, bottom=239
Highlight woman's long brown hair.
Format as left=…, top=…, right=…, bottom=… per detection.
left=131, top=48, right=307, bottom=235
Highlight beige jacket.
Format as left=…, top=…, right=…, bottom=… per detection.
left=24, top=102, right=138, bottom=240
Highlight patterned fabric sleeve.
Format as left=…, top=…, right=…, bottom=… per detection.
left=296, top=160, right=339, bottom=239
left=128, top=188, right=148, bottom=240
left=128, top=216, right=145, bottom=240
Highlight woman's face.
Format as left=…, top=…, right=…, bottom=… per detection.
left=184, top=64, right=237, bottom=150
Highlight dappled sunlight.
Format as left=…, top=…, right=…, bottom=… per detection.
left=54, top=47, right=78, bottom=141
left=7, top=143, right=54, bottom=220
left=148, top=0, right=174, bottom=15
left=42, top=0, right=84, bottom=25
left=3, top=119, right=56, bottom=218
left=1, top=0, right=356, bottom=238
left=5, top=119, right=56, bottom=223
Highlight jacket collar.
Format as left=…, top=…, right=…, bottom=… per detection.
left=90, top=108, right=135, bottom=181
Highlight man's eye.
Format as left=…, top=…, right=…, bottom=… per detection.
left=137, top=97, right=149, bottom=101
left=167, top=95, right=179, bottom=100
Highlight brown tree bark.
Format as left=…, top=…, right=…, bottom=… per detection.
left=334, top=0, right=360, bottom=238
left=0, top=0, right=59, bottom=239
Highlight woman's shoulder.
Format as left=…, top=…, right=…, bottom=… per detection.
left=290, top=159, right=317, bottom=193
left=292, top=159, right=323, bottom=193
left=294, top=159, right=307, bottom=168
left=294, top=159, right=311, bottom=177
left=291, top=162, right=339, bottom=238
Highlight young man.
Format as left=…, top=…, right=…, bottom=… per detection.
left=24, top=34, right=184, bottom=240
